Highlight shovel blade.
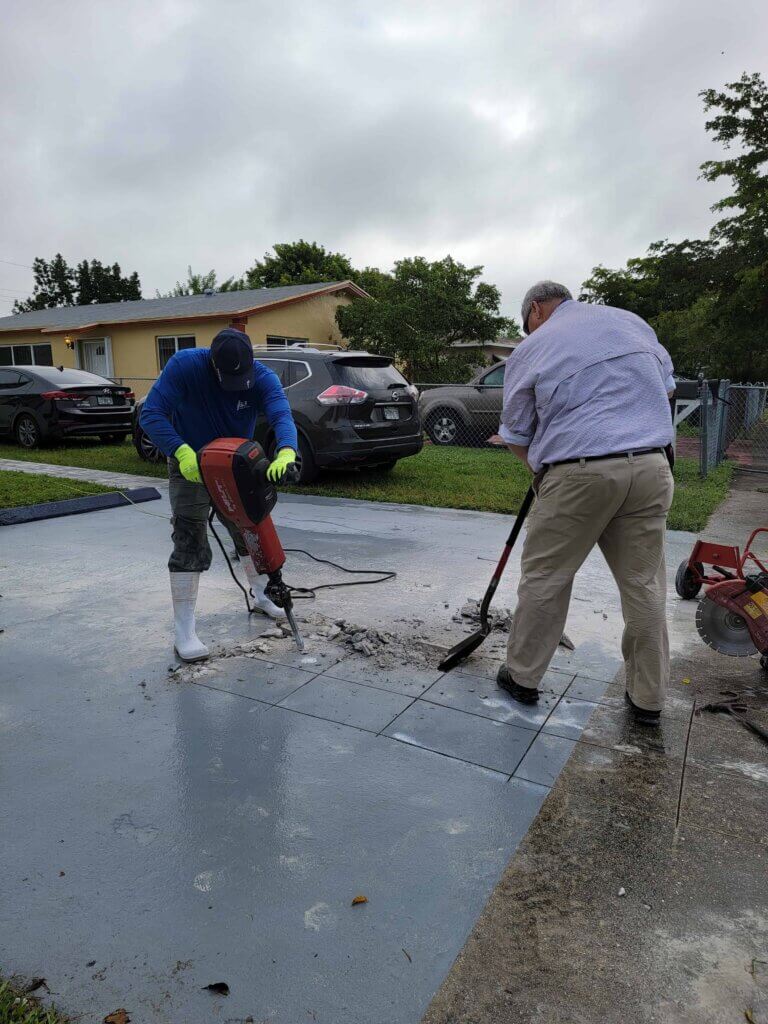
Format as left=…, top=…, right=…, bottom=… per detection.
left=438, top=628, right=489, bottom=672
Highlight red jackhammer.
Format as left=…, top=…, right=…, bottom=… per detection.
left=199, top=437, right=304, bottom=652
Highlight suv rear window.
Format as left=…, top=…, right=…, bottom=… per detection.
left=331, top=357, right=408, bottom=390
left=259, top=359, right=311, bottom=387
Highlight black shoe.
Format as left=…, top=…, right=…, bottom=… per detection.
left=497, top=665, right=539, bottom=704
left=624, top=691, right=661, bottom=726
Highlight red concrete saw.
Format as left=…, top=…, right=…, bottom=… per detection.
left=675, top=528, right=768, bottom=668
left=199, top=437, right=304, bottom=652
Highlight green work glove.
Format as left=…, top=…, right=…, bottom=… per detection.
left=267, top=447, right=297, bottom=483
left=174, top=443, right=202, bottom=484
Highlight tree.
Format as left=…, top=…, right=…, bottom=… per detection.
left=158, top=266, right=244, bottom=297
left=75, top=260, right=142, bottom=305
left=244, top=240, right=356, bottom=289
left=14, top=254, right=142, bottom=311
left=581, top=72, right=768, bottom=381
left=336, top=255, right=514, bottom=381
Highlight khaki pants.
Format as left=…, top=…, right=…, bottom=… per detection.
left=506, top=452, right=674, bottom=711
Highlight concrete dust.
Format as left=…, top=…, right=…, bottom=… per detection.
left=168, top=609, right=448, bottom=683
left=455, top=596, right=576, bottom=650
left=454, top=597, right=513, bottom=631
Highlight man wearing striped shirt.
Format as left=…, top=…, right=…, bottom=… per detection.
left=497, top=281, right=675, bottom=725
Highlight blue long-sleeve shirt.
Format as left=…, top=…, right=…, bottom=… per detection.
left=140, top=348, right=298, bottom=458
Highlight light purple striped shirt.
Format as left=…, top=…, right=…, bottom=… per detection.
left=499, top=300, right=674, bottom=472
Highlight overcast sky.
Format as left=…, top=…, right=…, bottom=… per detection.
left=1, top=0, right=767, bottom=322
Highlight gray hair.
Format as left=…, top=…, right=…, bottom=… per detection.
left=521, top=281, right=573, bottom=333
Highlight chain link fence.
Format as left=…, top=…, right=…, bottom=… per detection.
left=113, top=371, right=768, bottom=477
left=416, top=383, right=506, bottom=448
left=696, top=379, right=730, bottom=477
left=722, top=383, right=768, bottom=474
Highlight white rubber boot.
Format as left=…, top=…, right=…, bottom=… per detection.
left=170, top=572, right=210, bottom=662
left=243, top=560, right=286, bottom=619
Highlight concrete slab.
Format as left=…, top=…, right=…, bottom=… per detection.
left=457, top=663, right=576, bottom=696
left=324, top=656, right=443, bottom=697
left=541, top=695, right=601, bottom=740
left=278, top=674, right=414, bottom=732
left=421, top=471, right=768, bottom=1024
left=422, top=671, right=561, bottom=729
left=384, top=701, right=534, bottom=775
left=0, top=480, right=700, bottom=1022
left=192, top=655, right=319, bottom=704
left=513, top=732, right=578, bottom=787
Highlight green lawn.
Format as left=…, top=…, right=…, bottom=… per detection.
left=0, top=980, right=67, bottom=1024
left=0, top=470, right=113, bottom=510
left=0, top=439, right=168, bottom=479
left=0, top=440, right=732, bottom=532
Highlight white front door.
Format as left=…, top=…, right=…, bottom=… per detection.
left=78, top=339, right=110, bottom=377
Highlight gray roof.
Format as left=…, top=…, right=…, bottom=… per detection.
left=0, top=281, right=360, bottom=334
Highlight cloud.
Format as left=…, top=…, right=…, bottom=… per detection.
left=1, top=0, right=766, bottom=317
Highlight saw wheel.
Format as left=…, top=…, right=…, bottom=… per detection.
left=696, top=595, right=759, bottom=657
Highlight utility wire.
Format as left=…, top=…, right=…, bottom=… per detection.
left=0, top=258, right=34, bottom=269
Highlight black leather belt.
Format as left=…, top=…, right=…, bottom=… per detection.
left=547, top=447, right=664, bottom=468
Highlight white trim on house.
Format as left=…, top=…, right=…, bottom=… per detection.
left=75, top=336, right=114, bottom=377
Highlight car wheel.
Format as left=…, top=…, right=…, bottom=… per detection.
left=134, top=426, right=163, bottom=462
left=426, top=408, right=463, bottom=445
left=15, top=414, right=42, bottom=449
left=99, top=433, right=127, bottom=444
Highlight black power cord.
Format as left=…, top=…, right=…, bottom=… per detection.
left=207, top=510, right=396, bottom=614
left=208, top=511, right=256, bottom=613
left=283, top=548, right=396, bottom=599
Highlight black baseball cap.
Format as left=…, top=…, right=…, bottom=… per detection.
left=210, top=328, right=254, bottom=391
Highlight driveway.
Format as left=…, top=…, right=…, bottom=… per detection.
left=0, top=485, right=694, bottom=1023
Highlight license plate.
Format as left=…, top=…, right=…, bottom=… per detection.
left=383, top=407, right=399, bottom=420
left=97, top=396, right=112, bottom=406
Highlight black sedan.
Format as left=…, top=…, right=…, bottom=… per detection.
left=0, top=365, right=135, bottom=448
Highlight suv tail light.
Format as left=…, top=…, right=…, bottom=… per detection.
left=317, top=385, right=368, bottom=406
left=42, top=390, right=81, bottom=401
left=124, top=391, right=135, bottom=401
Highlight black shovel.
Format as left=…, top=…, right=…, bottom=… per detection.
left=438, top=486, right=535, bottom=673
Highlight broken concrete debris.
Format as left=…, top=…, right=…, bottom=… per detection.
left=455, top=597, right=576, bottom=650
left=454, top=597, right=512, bottom=630
left=167, top=610, right=445, bottom=683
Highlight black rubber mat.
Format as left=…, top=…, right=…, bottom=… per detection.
left=0, top=486, right=162, bottom=526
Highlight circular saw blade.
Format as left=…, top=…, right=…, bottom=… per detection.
left=696, top=596, right=758, bottom=657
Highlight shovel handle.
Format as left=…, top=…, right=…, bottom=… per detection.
left=478, top=486, right=535, bottom=627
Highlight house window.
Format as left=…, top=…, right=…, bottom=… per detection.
left=0, top=342, right=54, bottom=367
left=157, top=335, right=196, bottom=370
left=266, top=335, right=309, bottom=348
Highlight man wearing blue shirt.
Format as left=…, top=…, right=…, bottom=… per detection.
left=141, top=328, right=298, bottom=662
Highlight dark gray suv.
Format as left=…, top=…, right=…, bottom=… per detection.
left=133, top=348, right=423, bottom=483
left=419, top=362, right=506, bottom=446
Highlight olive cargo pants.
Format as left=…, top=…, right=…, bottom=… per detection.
left=506, top=452, right=674, bottom=711
left=167, top=458, right=247, bottom=573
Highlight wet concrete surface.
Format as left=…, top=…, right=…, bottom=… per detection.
left=422, top=472, right=768, bottom=1024
left=0, top=485, right=701, bottom=1022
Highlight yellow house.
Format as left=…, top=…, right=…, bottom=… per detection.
left=0, top=281, right=368, bottom=397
